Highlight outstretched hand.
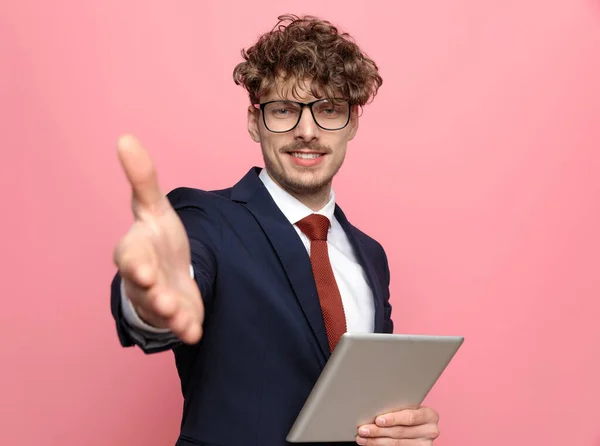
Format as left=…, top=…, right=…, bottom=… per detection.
left=113, top=135, right=204, bottom=344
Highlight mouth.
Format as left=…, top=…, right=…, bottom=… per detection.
left=288, top=152, right=324, bottom=160
left=285, top=150, right=327, bottom=167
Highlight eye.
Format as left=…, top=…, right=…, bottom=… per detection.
left=266, top=102, right=300, bottom=119
left=273, top=108, right=291, bottom=116
left=315, top=102, right=342, bottom=118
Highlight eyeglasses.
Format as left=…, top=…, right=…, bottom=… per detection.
left=253, top=98, right=351, bottom=133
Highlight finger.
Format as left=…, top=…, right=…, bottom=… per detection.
left=130, top=295, right=171, bottom=329
left=121, top=277, right=174, bottom=316
left=150, top=290, right=182, bottom=319
left=134, top=295, right=203, bottom=345
left=375, top=407, right=438, bottom=428
left=357, top=423, right=440, bottom=441
left=355, top=435, right=432, bottom=446
left=113, top=229, right=158, bottom=288
left=178, top=319, right=203, bottom=345
left=116, top=134, right=165, bottom=213
left=168, top=307, right=203, bottom=344
left=124, top=279, right=199, bottom=335
left=170, top=286, right=204, bottom=344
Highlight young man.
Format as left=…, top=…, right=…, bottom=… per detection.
left=111, top=14, right=441, bottom=445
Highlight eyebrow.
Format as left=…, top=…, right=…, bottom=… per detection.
left=263, top=96, right=320, bottom=103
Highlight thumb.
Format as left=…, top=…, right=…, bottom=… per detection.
left=116, top=134, right=164, bottom=212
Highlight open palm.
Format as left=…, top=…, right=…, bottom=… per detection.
left=113, top=135, right=204, bottom=344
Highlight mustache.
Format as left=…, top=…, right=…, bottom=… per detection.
left=279, top=141, right=331, bottom=154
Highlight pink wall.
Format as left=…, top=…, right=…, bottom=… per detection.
left=1, top=1, right=599, bottom=445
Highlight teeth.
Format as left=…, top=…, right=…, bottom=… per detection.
left=291, top=152, right=321, bottom=160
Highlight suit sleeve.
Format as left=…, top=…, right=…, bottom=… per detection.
left=381, top=246, right=394, bottom=334
left=109, top=188, right=221, bottom=354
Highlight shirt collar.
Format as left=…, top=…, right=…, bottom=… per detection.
left=258, top=168, right=336, bottom=226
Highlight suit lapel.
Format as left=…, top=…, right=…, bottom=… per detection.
left=334, top=206, right=385, bottom=333
left=230, top=168, right=331, bottom=362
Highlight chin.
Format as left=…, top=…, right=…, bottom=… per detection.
left=283, top=172, right=332, bottom=195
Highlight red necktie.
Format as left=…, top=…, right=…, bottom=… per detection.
left=296, top=214, right=347, bottom=352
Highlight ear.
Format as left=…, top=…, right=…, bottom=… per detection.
left=347, top=105, right=360, bottom=141
left=247, top=105, right=261, bottom=143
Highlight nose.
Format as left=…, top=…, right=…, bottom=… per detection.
left=293, top=106, right=319, bottom=141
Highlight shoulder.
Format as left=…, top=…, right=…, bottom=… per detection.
left=335, top=204, right=385, bottom=252
left=165, top=186, right=233, bottom=211
left=348, top=223, right=388, bottom=260
left=163, top=186, right=242, bottom=250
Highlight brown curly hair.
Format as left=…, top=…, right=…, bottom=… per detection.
left=233, top=14, right=382, bottom=106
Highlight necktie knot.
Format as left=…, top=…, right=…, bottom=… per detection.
left=296, top=214, right=330, bottom=241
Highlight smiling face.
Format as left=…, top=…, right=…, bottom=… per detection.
left=248, top=77, right=359, bottom=208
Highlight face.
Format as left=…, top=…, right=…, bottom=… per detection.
left=247, top=78, right=359, bottom=201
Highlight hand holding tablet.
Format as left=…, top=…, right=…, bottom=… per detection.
left=355, top=405, right=441, bottom=445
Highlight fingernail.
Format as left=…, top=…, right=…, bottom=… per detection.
left=356, top=437, right=367, bottom=445
left=376, top=416, right=386, bottom=425
left=358, top=427, right=369, bottom=436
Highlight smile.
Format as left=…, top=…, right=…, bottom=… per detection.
left=289, top=152, right=323, bottom=160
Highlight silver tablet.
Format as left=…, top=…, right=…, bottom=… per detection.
left=287, top=333, right=464, bottom=443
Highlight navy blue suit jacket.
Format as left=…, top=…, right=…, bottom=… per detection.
left=110, top=167, right=394, bottom=446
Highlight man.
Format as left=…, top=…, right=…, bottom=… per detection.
left=111, top=14, right=441, bottom=445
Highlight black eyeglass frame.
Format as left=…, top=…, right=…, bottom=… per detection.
left=252, top=98, right=352, bottom=133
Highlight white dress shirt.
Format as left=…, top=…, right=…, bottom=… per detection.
left=121, top=168, right=375, bottom=335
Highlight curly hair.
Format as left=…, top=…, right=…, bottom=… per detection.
left=233, top=14, right=382, bottom=106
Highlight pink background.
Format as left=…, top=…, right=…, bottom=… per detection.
left=1, top=1, right=599, bottom=445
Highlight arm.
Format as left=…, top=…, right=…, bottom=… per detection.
left=381, top=245, right=394, bottom=334
left=109, top=136, right=210, bottom=353
left=111, top=191, right=221, bottom=354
